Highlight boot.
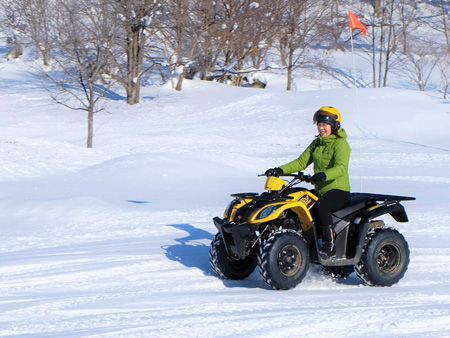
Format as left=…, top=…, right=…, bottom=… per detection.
left=320, top=227, right=336, bottom=259
left=320, top=241, right=336, bottom=259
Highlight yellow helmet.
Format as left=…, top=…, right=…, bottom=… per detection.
left=313, top=106, right=341, bottom=130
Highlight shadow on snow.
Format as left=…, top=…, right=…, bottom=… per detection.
left=163, top=224, right=273, bottom=289
left=162, top=224, right=363, bottom=289
left=163, top=223, right=215, bottom=276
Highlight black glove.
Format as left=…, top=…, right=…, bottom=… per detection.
left=265, top=167, right=283, bottom=176
left=297, top=172, right=306, bottom=180
left=309, top=172, right=326, bottom=183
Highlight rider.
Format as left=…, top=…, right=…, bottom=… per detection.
left=265, top=106, right=351, bottom=258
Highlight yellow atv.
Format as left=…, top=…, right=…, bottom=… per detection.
left=209, top=173, right=415, bottom=290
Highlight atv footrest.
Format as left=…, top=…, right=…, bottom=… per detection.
left=320, top=257, right=358, bottom=267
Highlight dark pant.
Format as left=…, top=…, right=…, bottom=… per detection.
left=312, top=189, right=351, bottom=243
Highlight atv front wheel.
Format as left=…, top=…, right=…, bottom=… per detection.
left=209, top=232, right=257, bottom=280
left=356, top=228, right=410, bottom=286
left=258, top=230, right=309, bottom=290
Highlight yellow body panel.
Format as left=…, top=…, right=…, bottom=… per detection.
left=227, top=189, right=318, bottom=232
left=264, top=176, right=286, bottom=191
left=248, top=201, right=315, bottom=232
left=224, top=198, right=253, bottom=220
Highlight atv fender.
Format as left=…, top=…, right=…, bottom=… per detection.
left=321, top=203, right=409, bottom=267
left=247, top=202, right=314, bottom=231
left=357, top=202, right=410, bottom=224
left=213, top=216, right=259, bottom=259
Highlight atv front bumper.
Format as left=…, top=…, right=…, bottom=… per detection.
left=213, top=217, right=257, bottom=260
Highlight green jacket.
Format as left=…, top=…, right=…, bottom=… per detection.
left=280, top=129, right=351, bottom=196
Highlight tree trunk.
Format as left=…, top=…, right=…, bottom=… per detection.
left=87, top=82, right=96, bottom=148
left=373, top=0, right=382, bottom=15
left=378, top=27, right=384, bottom=88
left=127, top=81, right=141, bottom=105
left=175, top=64, right=186, bottom=91
left=372, top=25, right=376, bottom=88
left=441, top=0, right=450, bottom=52
left=35, top=44, right=40, bottom=61
left=383, top=23, right=393, bottom=87
left=42, top=48, right=50, bottom=67
left=286, top=66, right=293, bottom=91
left=87, top=107, right=94, bottom=148
left=126, top=29, right=143, bottom=105
left=286, top=47, right=294, bottom=91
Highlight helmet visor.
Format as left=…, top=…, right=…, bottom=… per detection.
left=314, top=113, right=336, bottom=125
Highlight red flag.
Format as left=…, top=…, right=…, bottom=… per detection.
left=348, top=10, right=367, bottom=37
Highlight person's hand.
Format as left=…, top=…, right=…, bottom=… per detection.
left=309, top=172, right=326, bottom=183
left=297, top=172, right=306, bottom=180
left=264, top=168, right=283, bottom=176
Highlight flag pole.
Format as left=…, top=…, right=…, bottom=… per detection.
left=349, top=21, right=363, bottom=193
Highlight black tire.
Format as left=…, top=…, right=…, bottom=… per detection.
left=356, top=228, right=410, bottom=287
left=258, top=230, right=310, bottom=290
left=209, top=232, right=257, bottom=280
left=322, top=265, right=354, bottom=278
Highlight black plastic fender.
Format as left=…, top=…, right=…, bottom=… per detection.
left=365, top=202, right=409, bottom=223
left=213, top=217, right=258, bottom=259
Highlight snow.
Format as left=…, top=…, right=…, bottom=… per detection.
left=1, top=55, right=450, bottom=338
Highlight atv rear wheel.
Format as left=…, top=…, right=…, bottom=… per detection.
left=258, top=230, right=309, bottom=290
left=356, top=228, right=409, bottom=286
left=209, top=232, right=257, bottom=280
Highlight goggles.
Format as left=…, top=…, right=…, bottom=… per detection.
left=315, top=113, right=336, bottom=125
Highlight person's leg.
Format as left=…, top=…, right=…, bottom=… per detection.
left=312, top=189, right=351, bottom=256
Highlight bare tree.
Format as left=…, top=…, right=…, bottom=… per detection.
left=185, top=0, right=223, bottom=80
left=367, top=1, right=397, bottom=88
left=439, top=0, right=450, bottom=52
left=5, top=36, right=23, bottom=60
left=160, top=0, right=244, bottom=85
left=437, top=51, right=450, bottom=99
left=402, top=41, right=438, bottom=91
left=1, top=0, right=56, bottom=65
left=41, top=0, right=119, bottom=148
left=424, top=0, right=450, bottom=52
left=362, top=0, right=418, bottom=88
left=112, top=0, right=161, bottom=104
left=0, top=1, right=25, bottom=60
left=230, top=0, right=279, bottom=73
left=161, top=0, right=279, bottom=87
left=397, top=0, right=420, bottom=54
left=418, top=0, right=450, bottom=95
left=321, top=0, right=352, bottom=51
left=275, top=0, right=328, bottom=90
left=156, top=0, right=193, bottom=91
left=213, top=0, right=279, bottom=85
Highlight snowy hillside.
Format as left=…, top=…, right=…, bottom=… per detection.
left=1, top=56, right=450, bottom=338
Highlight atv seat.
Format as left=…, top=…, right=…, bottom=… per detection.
left=333, top=192, right=415, bottom=219
left=332, top=193, right=373, bottom=219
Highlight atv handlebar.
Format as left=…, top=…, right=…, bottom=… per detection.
left=259, top=172, right=313, bottom=183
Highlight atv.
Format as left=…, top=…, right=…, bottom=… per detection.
left=209, top=173, right=415, bottom=290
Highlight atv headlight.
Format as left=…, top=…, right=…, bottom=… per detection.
left=256, top=204, right=282, bottom=220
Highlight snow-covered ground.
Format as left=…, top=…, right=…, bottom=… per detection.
left=1, top=57, right=450, bottom=338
